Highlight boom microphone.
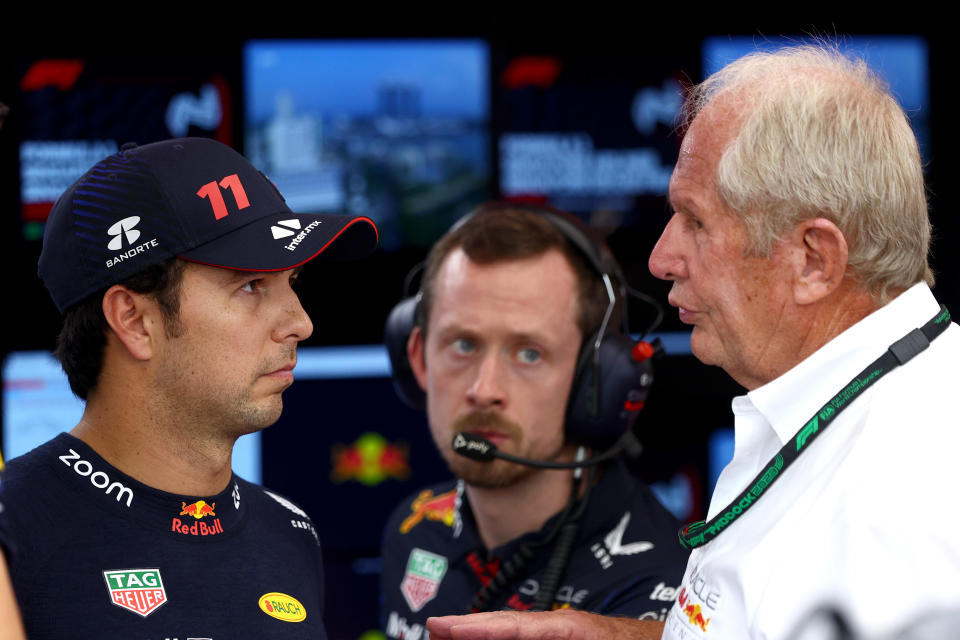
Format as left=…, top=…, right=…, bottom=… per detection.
left=452, top=433, right=623, bottom=469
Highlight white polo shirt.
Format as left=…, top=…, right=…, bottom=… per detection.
left=663, top=283, right=960, bottom=640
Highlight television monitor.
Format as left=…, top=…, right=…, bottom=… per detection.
left=495, top=52, right=687, bottom=226
left=244, top=39, right=491, bottom=251
left=11, top=56, right=235, bottom=241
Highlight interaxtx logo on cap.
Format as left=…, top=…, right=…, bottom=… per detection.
left=271, top=218, right=322, bottom=252
left=272, top=219, right=302, bottom=239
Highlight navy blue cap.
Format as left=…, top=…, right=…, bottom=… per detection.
left=39, top=137, right=379, bottom=313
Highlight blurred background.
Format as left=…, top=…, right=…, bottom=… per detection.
left=1, top=13, right=953, bottom=639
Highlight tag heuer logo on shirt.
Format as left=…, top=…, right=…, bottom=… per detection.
left=103, top=568, right=168, bottom=617
left=401, top=548, right=447, bottom=612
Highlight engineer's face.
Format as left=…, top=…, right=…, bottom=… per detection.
left=409, top=248, right=583, bottom=487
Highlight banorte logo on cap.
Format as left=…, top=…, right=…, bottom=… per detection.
left=104, top=216, right=160, bottom=269
left=106, top=216, right=141, bottom=250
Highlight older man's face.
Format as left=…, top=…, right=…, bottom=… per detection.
left=648, top=103, right=795, bottom=389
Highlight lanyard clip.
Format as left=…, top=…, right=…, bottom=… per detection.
left=888, top=328, right=930, bottom=365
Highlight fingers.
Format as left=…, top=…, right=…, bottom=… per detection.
left=428, top=610, right=570, bottom=640
left=426, top=610, right=664, bottom=640
left=427, top=611, right=525, bottom=640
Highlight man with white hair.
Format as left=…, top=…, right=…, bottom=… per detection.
left=425, top=44, right=960, bottom=640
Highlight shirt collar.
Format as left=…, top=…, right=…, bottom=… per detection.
left=49, top=432, right=247, bottom=539
left=483, top=460, right=634, bottom=558
left=746, top=283, right=940, bottom=445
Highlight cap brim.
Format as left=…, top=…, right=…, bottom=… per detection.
left=178, top=212, right=378, bottom=271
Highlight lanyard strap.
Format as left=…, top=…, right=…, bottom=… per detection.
left=679, top=306, right=952, bottom=550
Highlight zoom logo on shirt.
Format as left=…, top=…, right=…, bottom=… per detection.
left=59, top=448, right=133, bottom=507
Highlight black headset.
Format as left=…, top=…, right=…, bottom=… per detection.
left=383, top=203, right=657, bottom=451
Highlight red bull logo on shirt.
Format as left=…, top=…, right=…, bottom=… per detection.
left=171, top=500, right=223, bottom=536
left=399, top=488, right=459, bottom=534
left=180, top=500, right=215, bottom=519
left=684, top=602, right=711, bottom=632
left=330, top=432, right=410, bottom=486
left=678, top=587, right=711, bottom=632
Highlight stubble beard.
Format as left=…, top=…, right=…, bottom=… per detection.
left=154, top=344, right=294, bottom=441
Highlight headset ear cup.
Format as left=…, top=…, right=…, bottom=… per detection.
left=565, top=333, right=654, bottom=449
left=384, top=297, right=426, bottom=409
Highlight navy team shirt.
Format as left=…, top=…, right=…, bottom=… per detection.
left=380, top=460, right=689, bottom=639
left=0, top=433, right=326, bottom=639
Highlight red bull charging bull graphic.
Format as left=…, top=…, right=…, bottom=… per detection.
left=330, top=432, right=410, bottom=486
left=678, top=586, right=711, bottom=632
left=399, top=488, right=458, bottom=534
left=180, top=500, right=215, bottom=519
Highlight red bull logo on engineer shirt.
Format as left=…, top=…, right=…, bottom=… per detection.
left=399, top=488, right=459, bottom=534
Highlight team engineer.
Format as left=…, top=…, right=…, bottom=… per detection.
left=380, top=204, right=688, bottom=637
left=425, top=45, right=960, bottom=640
left=0, top=138, right=378, bottom=639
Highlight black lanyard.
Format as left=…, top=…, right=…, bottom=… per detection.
left=679, top=305, right=952, bottom=550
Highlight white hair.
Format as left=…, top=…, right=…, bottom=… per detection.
left=687, top=44, right=933, bottom=302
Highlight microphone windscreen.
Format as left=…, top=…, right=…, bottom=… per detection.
left=452, top=433, right=497, bottom=461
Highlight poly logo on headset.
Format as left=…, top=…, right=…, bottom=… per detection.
left=106, top=216, right=141, bottom=250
